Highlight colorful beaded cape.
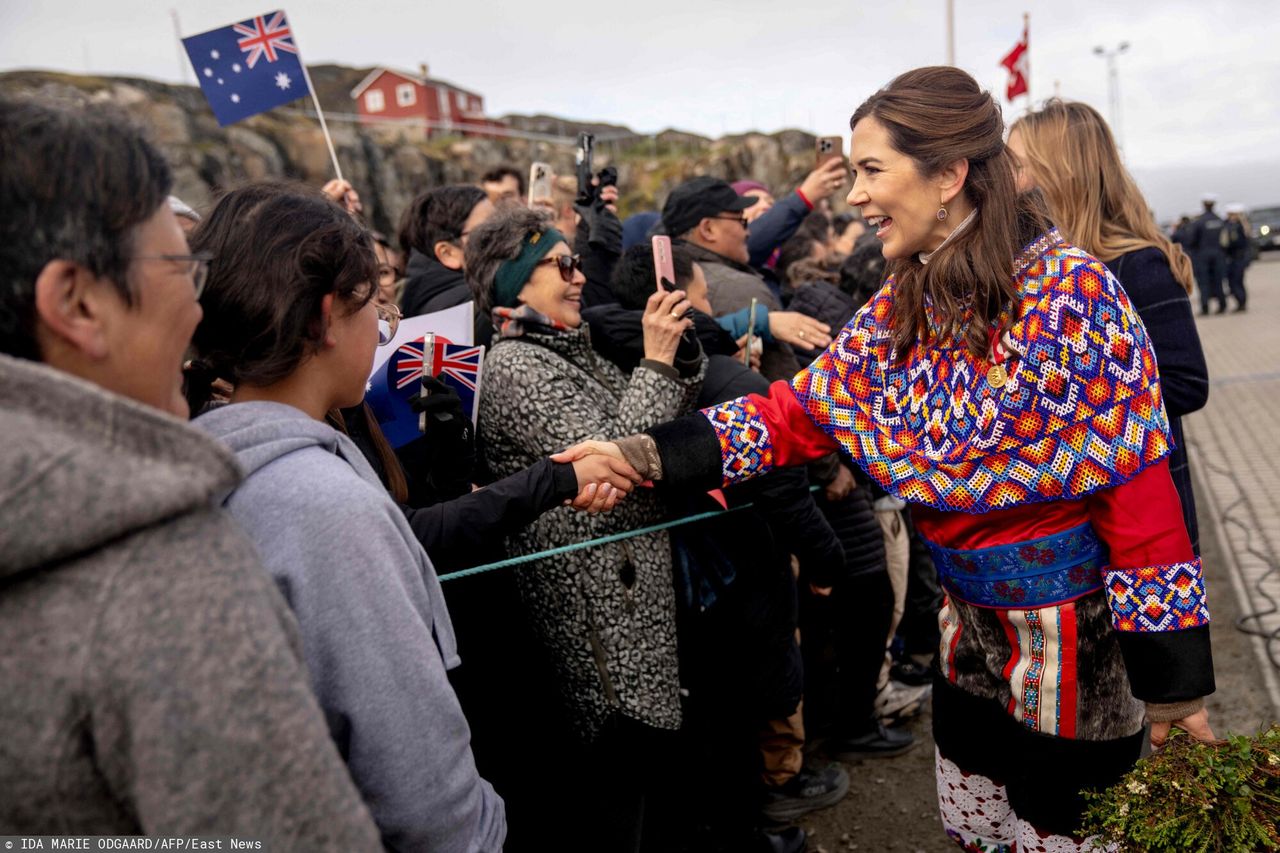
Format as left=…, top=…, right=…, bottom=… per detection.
left=789, top=231, right=1171, bottom=513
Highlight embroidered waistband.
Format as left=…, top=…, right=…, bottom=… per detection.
left=926, top=523, right=1107, bottom=609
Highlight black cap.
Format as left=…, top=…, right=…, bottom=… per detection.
left=661, top=176, right=755, bottom=238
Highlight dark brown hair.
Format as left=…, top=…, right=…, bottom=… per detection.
left=0, top=98, right=172, bottom=359
left=850, top=66, right=1049, bottom=361
left=185, top=181, right=378, bottom=412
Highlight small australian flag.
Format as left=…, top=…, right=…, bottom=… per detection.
left=182, top=10, right=309, bottom=127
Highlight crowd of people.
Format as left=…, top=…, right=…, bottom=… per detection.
left=1, top=63, right=1220, bottom=853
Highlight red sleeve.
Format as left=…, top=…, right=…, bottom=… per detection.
left=1086, top=458, right=1194, bottom=570
left=700, top=379, right=839, bottom=486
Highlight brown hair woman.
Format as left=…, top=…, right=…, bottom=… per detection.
left=559, top=67, right=1218, bottom=850
left=1009, top=99, right=1209, bottom=556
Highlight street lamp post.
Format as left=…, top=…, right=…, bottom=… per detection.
left=1092, top=41, right=1130, bottom=149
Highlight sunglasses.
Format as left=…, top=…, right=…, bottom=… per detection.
left=712, top=215, right=750, bottom=229
left=535, top=253, right=583, bottom=283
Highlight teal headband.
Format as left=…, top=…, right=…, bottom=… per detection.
left=493, top=227, right=567, bottom=308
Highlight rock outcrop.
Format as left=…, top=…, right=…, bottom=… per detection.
left=1, top=66, right=838, bottom=239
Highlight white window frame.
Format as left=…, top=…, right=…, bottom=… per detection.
left=365, top=89, right=385, bottom=113
left=396, top=83, right=417, bottom=107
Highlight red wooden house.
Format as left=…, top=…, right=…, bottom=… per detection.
left=350, top=65, right=502, bottom=136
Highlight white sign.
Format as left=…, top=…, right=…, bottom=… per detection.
left=369, top=301, right=475, bottom=379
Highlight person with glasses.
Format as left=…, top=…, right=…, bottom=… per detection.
left=465, top=205, right=703, bottom=849
left=186, top=182, right=507, bottom=852
left=0, top=101, right=382, bottom=847
left=663, top=176, right=825, bottom=382
left=398, top=184, right=496, bottom=344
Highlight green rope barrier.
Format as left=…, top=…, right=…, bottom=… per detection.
left=437, top=496, right=773, bottom=583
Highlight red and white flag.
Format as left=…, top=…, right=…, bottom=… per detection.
left=1000, top=19, right=1029, bottom=101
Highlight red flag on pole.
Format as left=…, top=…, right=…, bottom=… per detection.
left=1000, top=19, right=1029, bottom=101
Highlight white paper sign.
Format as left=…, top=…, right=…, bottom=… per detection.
left=369, top=301, right=475, bottom=379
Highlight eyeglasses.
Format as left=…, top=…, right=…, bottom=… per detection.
left=376, top=301, right=402, bottom=346
left=712, top=215, right=750, bottom=229
left=132, top=251, right=212, bottom=298
left=535, top=253, right=583, bottom=283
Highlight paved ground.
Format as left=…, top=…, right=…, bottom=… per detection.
left=1182, top=252, right=1280, bottom=718
left=802, top=254, right=1280, bottom=852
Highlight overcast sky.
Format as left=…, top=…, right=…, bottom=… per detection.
left=2, top=0, right=1278, bottom=218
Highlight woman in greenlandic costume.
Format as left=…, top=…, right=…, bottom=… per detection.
left=556, top=66, right=1217, bottom=852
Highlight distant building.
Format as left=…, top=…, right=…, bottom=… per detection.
left=349, top=64, right=502, bottom=136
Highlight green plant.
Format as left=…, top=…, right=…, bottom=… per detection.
left=1082, top=725, right=1280, bottom=852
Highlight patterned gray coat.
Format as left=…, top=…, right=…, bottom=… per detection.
left=478, top=321, right=704, bottom=742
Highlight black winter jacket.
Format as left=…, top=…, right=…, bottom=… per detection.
left=581, top=304, right=738, bottom=377
left=1104, top=247, right=1208, bottom=551
left=340, top=403, right=579, bottom=573
left=786, top=281, right=857, bottom=364
left=399, top=250, right=493, bottom=348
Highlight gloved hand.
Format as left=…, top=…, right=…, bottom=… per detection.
left=396, top=374, right=476, bottom=505
left=574, top=167, right=622, bottom=254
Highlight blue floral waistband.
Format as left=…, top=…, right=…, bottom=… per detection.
left=924, top=523, right=1107, bottom=609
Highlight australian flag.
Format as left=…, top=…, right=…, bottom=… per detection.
left=182, top=10, right=308, bottom=126
left=366, top=336, right=486, bottom=449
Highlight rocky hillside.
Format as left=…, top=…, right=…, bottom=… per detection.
left=0, top=67, right=838, bottom=238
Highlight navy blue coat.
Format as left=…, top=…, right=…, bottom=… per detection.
left=1104, top=247, right=1209, bottom=551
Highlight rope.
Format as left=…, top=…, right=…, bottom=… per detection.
left=436, top=488, right=834, bottom=582
left=436, top=503, right=745, bottom=582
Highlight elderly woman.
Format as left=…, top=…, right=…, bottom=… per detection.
left=466, top=206, right=704, bottom=849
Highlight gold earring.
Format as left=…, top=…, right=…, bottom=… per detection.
left=937, top=204, right=948, bottom=222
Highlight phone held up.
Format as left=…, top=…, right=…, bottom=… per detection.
left=816, top=135, right=843, bottom=168
left=575, top=132, right=596, bottom=205
left=528, top=162, right=553, bottom=207
left=652, top=235, right=696, bottom=324
left=652, top=235, right=676, bottom=293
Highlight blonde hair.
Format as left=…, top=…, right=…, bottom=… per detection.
left=1010, top=99, right=1194, bottom=293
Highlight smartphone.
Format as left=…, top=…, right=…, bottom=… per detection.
left=575, top=132, right=595, bottom=205
left=743, top=298, right=758, bottom=368
left=816, top=135, right=843, bottom=167
left=652, top=236, right=676, bottom=292
left=528, top=162, right=553, bottom=207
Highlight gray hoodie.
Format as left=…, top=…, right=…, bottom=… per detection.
left=0, top=354, right=381, bottom=848
left=195, top=401, right=505, bottom=853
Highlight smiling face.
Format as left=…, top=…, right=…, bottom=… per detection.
left=847, top=116, right=967, bottom=260
left=517, top=241, right=585, bottom=328
left=96, top=203, right=204, bottom=417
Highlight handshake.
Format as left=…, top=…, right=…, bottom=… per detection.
left=551, top=439, right=640, bottom=515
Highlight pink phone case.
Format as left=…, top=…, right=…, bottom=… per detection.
left=652, top=235, right=676, bottom=291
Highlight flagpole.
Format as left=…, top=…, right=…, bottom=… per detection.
left=946, top=0, right=956, bottom=65
left=287, top=18, right=344, bottom=182
left=296, top=60, right=344, bottom=183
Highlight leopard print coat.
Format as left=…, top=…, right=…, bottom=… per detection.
left=478, top=321, right=704, bottom=742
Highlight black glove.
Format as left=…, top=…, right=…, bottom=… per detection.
left=574, top=167, right=622, bottom=254
left=394, top=374, right=476, bottom=505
